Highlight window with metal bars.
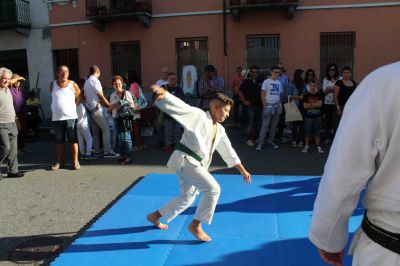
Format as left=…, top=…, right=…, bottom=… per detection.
left=246, top=35, right=280, bottom=71
left=320, top=32, right=355, bottom=81
left=110, top=41, right=141, bottom=83
left=53, top=49, right=79, bottom=82
left=176, top=38, right=208, bottom=82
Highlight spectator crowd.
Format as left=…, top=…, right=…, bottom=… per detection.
left=0, top=61, right=358, bottom=173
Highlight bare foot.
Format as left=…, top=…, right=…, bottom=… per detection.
left=147, top=211, right=168, bottom=230
left=189, top=221, right=212, bottom=242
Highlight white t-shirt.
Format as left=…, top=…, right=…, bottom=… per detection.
left=110, top=90, right=134, bottom=118
left=323, top=78, right=337, bottom=105
left=84, top=75, right=103, bottom=111
left=156, top=79, right=168, bottom=86
left=261, top=78, right=282, bottom=104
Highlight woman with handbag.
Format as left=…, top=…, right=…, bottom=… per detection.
left=128, top=71, right=147, bottom=151
left=110, top=75, right=135, bottom=164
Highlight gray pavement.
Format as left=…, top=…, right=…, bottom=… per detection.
left=0, top=127, right=329, bottom=265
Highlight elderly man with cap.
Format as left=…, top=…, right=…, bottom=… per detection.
left=156, top=67, right=170, bottom=87
left=0, top=67, right=24, bottom=178
left=10, top=74, right=28, bottom=153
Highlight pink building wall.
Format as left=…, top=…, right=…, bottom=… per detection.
left=49, top=1, right=400, bottom=89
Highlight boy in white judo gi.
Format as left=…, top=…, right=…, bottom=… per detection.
left=147, top=85, right=251, bottom=242
left=309, top=62, right=400, bottom=266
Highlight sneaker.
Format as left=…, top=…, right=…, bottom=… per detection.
left=292, top=141, right=297, bottom=147
left=256, top=144, right=262, bottom=151
left=72, top=161, right=81, bottom=170
left=246, top=139, right=255, bottom=147
left=302, top=146, right=309, bottom=153
left=94, top=151, right=103, bottom=157
left=268, top=141, right=279, bottom=149
left=280, top=137, right=288, bottom=143
left=323, top=138, right=330, bottom=145
left=297, top=141, right=303, bottom=147
left=317, top=146, right=324, bottom=154
left=7, top=172, right=24, bottom=178
left=103, top=152, right=119, bottom=158
left=51, top=162, right=65, bottom=170
left=81, top=154, right=97, bottom=160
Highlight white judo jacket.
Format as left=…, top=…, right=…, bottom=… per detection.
left=155, top=92, right=241, bottom=171
left=309, top=62, right=400, bottom=253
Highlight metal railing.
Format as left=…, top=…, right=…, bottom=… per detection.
left=86, top=0, right=152, bottom=17
left=0, top=0, right=31, bottom=28
left=230, top=0, right=298, bottom=6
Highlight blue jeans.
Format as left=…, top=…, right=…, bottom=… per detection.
left=117, top=131, right=132, bottom=157
left=245, top=105, right=258, bottom=139
left=304, top=117, right=322, bottom=137
left=257, top=104, right=282, bottom=144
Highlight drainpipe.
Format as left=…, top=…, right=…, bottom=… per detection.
left=223, top=0, right=228, bottom=93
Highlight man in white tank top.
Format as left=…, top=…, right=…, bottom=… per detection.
left=49, top=65, right=81, bottom=170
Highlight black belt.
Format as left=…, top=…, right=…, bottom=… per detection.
left=175, top=143, right=202, bottom=163
left=361, top=213, right=400, bottom=255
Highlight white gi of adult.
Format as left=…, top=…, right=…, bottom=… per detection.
left=309, top=61, right=400, bottom=265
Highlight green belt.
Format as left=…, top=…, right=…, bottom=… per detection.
left=175, top=143, right=203, bottom=163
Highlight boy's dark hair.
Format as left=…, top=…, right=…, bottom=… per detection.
left=342, top=65, right=352, bottom=73
left=271, top=65, right=281, bottom=71
left=167, top=72, right=177, bottom=78
left=210, top=92, right=234, bottom=107
left=250, top=65, right=259, bottom=71
left=205, top=64, right=216, bottom=73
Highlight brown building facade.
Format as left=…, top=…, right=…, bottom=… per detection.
left=49, top=0, right=400, bottom=90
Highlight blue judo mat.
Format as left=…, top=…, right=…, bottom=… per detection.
left=52, top=174, right=363, bottom=266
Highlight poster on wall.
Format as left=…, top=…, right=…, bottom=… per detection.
left=181, top=65, right=197, bottom=95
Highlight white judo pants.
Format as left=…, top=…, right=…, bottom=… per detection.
left=350, top=228, right=400, bottom=266
left=159, top=158, right=221, bottom=224
left=77, top=123, right=93, bottom=156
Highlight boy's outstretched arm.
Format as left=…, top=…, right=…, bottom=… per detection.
left=235, top=163, right=251, bottom=184
left=151, top=84, right=205, bottom=131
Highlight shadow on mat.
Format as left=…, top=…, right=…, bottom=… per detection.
left=65, top=240, right=202, bottom=253
left=187, top=235, right=354, bottom=266
left=81, top=226, right=156, bottom=238
left=183, top=177, right=364, bottom=216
